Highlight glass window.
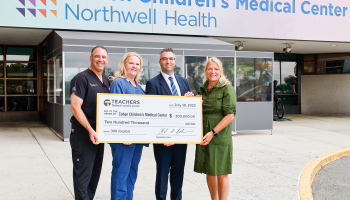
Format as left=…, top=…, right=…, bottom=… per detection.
left=6, top=63, right=37, bottom=78
left=304, top=62, right=315, bottom=73
left=0, top=47, right=3, bottom=61
left=65, top=52, right=89, bottom=104
left=274, top=61, right=281, bottom=84
left=274, top=60, right=298, bottom=106
left=65, top=52, right=90, bottom=71
left=64, top=52, right=126, bottom=104
left=7, top=96, right=37, bottom=111
left=48, top=58, right=54, bottom=103
left=325, top=59, right=350, bottom=73
left=42, top=47, right=48, bottom=78
left=43, top=80, right=48, bottom=94
left=218, top=57, right=235, bottom=84
left=280, top=62, right=297, bottom=93
left=6, top=47, right=37, bottom=61
left=48, top=59, right=54, bottom=79
left=64, top=52, right=99, bottom=104
left=42, top=47, right=47, bottom=62
left=43, top=63, right=48, bottom=78
left=139, top=55, right=183, bottom=86
left=342, top=59, right=350, bottom=73
left=185, top=56, right=207, bottom=95
left=0, top=97, right=4, bottom=112
left=236, top=58, right=273, bottom=102
left=6, top=80, right=37, bottom=94
left=138, top=55, right=160, bottom=85
left=0, top=80, right=4, bottom=95
left=0, top=62, right=3, bottom=78
left=54, top=54, right=63, bottom=104
left=104, top=54, right=125, bottom=78
left=174, top=55, right=184, bottom=77
left=48, top=80, right=54, bottom=98
left=64, top=52, right=183, bottom=104
left=185, top=56, right=234, bottom=95
left=304, top=55, right=315, bottom=73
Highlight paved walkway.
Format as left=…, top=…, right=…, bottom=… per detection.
left=312, top=154, right=350, bottom=200
left=0, top=115, right=350, bottom=199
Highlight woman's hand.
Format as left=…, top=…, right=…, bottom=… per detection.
left=200, top=131, right=214, bottom=145
left=123, top=143, right=132, bottom=145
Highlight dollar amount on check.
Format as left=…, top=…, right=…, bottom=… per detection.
left=96, top=94, right=203, bottom=144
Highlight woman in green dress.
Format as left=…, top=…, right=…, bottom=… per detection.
left=194, top=57, right=236, bottom=200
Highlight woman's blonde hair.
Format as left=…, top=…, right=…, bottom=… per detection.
left=204, top=57, right=231, bottom=86
left=110, top=52, right=143, bottom=82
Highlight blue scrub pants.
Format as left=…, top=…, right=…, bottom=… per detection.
left=110, top=143, right=143, bottom=200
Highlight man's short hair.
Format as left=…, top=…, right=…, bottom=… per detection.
left=91, top=46, right=108, bottom=57
left=160, top=48, right=175, bottom=58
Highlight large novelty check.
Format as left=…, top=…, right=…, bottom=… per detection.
left=96, top=94, right=202, bottom=144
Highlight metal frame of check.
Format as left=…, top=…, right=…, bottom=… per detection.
left=96, top=93, right=203, bottom=144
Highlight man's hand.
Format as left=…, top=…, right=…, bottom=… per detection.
left=88, top=129, right=99, bottom=145
left=123, top=143, right=132, bottom=145
left=184, top=92, right=194, bottom=97
left=164, top=143, right=174, bottom=147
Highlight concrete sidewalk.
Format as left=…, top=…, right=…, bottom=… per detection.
left=0, top=115, right=350, bottom=200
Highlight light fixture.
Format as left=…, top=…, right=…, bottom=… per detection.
left=235, top=41, right=244, bottom=51
left=283, top=43, right=292, bottom=55
left=331, top=44, right=337, bottom=47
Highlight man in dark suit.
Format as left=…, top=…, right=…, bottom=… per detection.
left=146, top=48, right=193, bottom=200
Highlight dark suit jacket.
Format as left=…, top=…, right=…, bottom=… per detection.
left=146, top=73, right=191, bottom=200
left=146, top=73, right=191, bottom=96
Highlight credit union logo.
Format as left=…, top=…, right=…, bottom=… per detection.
left=16, top=0, right=57, bottom=17
left=104, top=99, right=111, bottom=107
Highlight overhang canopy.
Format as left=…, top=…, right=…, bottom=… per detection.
left=47, top=30, right=235, bottom=58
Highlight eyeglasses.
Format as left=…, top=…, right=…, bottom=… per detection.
left=160, top=57, right=175, bottom=61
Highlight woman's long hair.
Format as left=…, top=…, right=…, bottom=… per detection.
left=109, top=52, right=143, bottom=82
left=204, top=57, right=231, bottom=86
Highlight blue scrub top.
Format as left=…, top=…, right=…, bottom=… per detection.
left=110, top=77, right=148, bottom=146
left=110, top=77, right=145, bottom=95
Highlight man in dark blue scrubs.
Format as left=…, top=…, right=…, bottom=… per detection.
left=69, top=46, right=110, bottom=200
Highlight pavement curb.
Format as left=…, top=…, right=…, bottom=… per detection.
left=299, top=147, right=350, bottom=200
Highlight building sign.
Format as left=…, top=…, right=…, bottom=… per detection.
left=1, top=0, right=350, bottom=42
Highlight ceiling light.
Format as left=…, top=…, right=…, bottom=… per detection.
left=283, top=44, right=292, bottom=55
left=235, top=41, right=243, bottom=51
left=331, top=44, right=337, bottom=47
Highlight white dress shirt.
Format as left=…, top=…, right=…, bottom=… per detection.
left=161, top=71, right=181, bottom=96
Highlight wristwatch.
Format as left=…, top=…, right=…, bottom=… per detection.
left=211, top=129, right=218, bottom=136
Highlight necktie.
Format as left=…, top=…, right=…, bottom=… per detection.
left=168, top=77, right=179, bottom=96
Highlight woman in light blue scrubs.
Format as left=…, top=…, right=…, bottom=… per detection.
left=109, top=52, right=148, bottom=200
